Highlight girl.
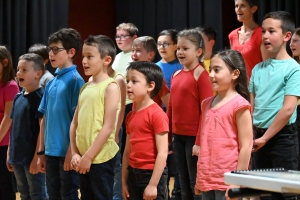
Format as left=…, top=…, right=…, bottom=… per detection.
left=156, top=29, right=182, bottom=89
left=290, top=27, right=300, bottom=172
left=194, top=49, right=253, bottom=200
left=167, top=29, right=213, bottom=200
left=229, top=0, right=268, bottom=79
left=0, top=46, right=19, bottom=200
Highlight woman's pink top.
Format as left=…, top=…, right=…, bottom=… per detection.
left=229, top=26, right=263, bottom=79
left=0, top=80, right=19, bottom=146
left=196, top=95, right=251, bottom=191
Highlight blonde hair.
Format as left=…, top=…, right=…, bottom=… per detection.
left=132, top=36, right=157, bottom=54
left=116, top=23, right=138, bottom=36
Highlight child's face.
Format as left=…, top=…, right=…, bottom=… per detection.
left=290, top=33, right=300, bottom=57
left=17, top=60, right=40, bottom=89
left=131, top=45, right=153, bottom=62
left=48, top=41, right=70, bottom=69
left=126, top=69, right=152, bottom=101
left=262, top=18, right=287, bottom=54
left=115, top=30, right=135, bottom=52
left=234, top=0, right=257, bottom=22
left=157, top=35, right=177, bottom=61
left=176, top=37, right=202, bottom=67
left=209, top=55, right=236, bottom=92
left=82, top=44, right=106, bottom=76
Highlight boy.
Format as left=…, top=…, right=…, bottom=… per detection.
left=195, top=26, right=216, bottom=72
left=28, top=43, right=54, bottom=88
left=250, top=11, right=300, bottom=183
left=122, top=61, right=169, bottom=200
left=70, top=35, right=120, bottom=199
left=37, top=28, right=85, bottom=200
left=131, top=36, right=170, bottom=108
left=7, top=53, right=47, bottom=200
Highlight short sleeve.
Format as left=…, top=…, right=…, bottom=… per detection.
left=284, top=66, right=300, bottom=97
left=4, top=81, right=19, bottom=102
left=125, top=111, right=133, bottom=134
left=248, top=66, right=256, bottom=93
left=151, top=110, right=169, bottom=134
left=233, top=96, right=252, bottom=114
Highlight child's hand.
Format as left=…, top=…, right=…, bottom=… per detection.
left=143, top=184, right=157, bottom=200
left=6, top=157, right=13, bottom=172
left=122, top=182, right=130, bottom=200
left=76, top=154, right=92, bottom=174
left=252, top=137, right=267, bottom=152
left=37, top=155, right=46, bottom=173
left=225, top=185, right=239, bottom=200
left=64, top=148, right=73, bottom=171
left=194, top=185, right=202, bottom=195
left=29, top=155, right=39, bottom=174
left=192, top=145, right=200, bottom=156
left=71, top=154, right=81, bottom=170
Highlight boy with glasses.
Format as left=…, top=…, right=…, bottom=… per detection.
left=37, top=28, right=85, bottom=200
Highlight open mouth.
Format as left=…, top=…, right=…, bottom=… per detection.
left=18, top=78, right=24, bottom=83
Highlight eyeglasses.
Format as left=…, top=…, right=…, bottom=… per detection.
left=115, top=35, right=131, bottom=41
left=157, top=43, right=174, bottom=49
left=47, top=46, right=66, bottom=55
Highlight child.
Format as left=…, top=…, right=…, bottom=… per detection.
left=156, top=29, right=183, bottom=89
left=195, top=26, right=217, bottom=73
left=0, top=46, right=19, bottom=200
left=28, top=43, right=54, bottom=88
left=122, top=61, right=169, bottom=200
left=290, top=27, right=300, bottom=172
left=250, top=11, right=300, bottom=182
left=7, top=53, right=48, bottom=200
left=70, top=35, right=120, bottom=199
left=37, top=28, right=85, bottom=200
left=194, top=49, right=253, bottom=200
left=168, top=29, right=213, bottom=200
left=131, top=36, right=170, bottom=108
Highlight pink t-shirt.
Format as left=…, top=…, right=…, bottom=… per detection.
left=196, top=94, right=251, bottom=191
left=0, top=80, right=19, bottom=146
left=229, top=26, right=263, bottom=79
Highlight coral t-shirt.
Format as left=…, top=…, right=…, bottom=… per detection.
left=126, top=103, right=169, bottom=170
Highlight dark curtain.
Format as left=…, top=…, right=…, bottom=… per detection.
left=115, top=0, right=300, bottom=57
left=0, top=0, right=69, bottom=74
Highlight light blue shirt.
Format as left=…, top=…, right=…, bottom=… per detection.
left=156, top=59, right=183, bottom=89
left=249, top=58, right=300, bottom=128
left=38, top=65, right=85, bottom=156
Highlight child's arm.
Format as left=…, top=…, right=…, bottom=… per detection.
left=115, top=75, right=126, bottom=143
left=160, top=80, right=170, bottom=111
left=37, top=116, right=46, bottom=173
left=122, top=134, right=130, bottom=200
left=30, top=118, right=43, bottom=175
left=253, top=95, right=298, bottom=151
left=6, top=144, right=13, bottom=172
left=69, top=106, right=81, bottom=170
left=0, top=101, right=13, bottom=142
left=143, top=132, right=168, bottom=200
left=76, top=82, right=120, bottom=174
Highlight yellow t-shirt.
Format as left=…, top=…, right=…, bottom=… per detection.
left=76, top=78, right=120, bottom=164
left=204, top=59, right=210, bottom=73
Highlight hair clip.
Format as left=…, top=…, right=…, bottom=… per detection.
left=199, top=39, right=203, bottom=48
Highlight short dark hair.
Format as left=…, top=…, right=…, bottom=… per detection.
left=28, top=44, right=48, bottom=61
left=158, top=29, right=178, bottom=44
left=48, top=28, right=82, bottom=60
left=195, top=26, right=217, bottom=41
left=126, top=61, right=163, bottom=98
left=263, top=11, right=295, bottom=34
left=84, top=35, right=116, bottom=66
left=244, top=0, right=259, bottom=8
left=19, top=53, right=45, bottom=74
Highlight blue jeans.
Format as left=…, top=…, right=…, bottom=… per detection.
left=45, top=156, right=79, bottom=200
left=79, top=155, right=116, bottom=200
left=12, top=164, right=48, bottom=200
left=114, top=129, right=123, bottom=200
left=202, top=190, right=225, bottom=200
left=0, top=145, right=15, bottom=200
left=173, top=134, right=201, bottom=200
left=127, top=165, right=168, bottom=200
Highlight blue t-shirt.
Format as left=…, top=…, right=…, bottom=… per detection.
left=38, top=65, right=85, bottom=157
left=156, top=59, right=182, bottom=89
left=249, top=58, right=300, bottom=128
left=9, top=88, right=44, bottom=165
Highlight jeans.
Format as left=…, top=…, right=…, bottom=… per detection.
left=45, top=156, right=79, bottom=200
left=79, top=155, right=116, bottom=200
left=127, top=165, right=168, bottom=200
left=12, top=164, right=48, bottom=200
left=202, top=190, right=225, bottom=200
left=114, top=129, right=123, bottom=200
left=173, top=134, right=201, bottom=200
left=0, top=145, right=15, bottom=200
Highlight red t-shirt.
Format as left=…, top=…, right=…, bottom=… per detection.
left=152, top=79, right=169, bottom=107
left=167, top=64, right=213, bottom=145
left=126, top=103, right=169, bottom=170
left=229, top=26, right=263, bottom=79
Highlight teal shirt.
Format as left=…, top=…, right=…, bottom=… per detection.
left=249, top=58, right=300, bottom=128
